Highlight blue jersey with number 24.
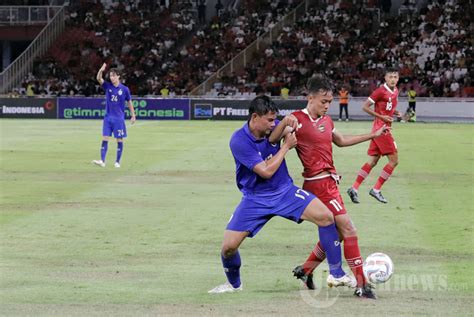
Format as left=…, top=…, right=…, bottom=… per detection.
left=102, top=81, right=131, bottom=119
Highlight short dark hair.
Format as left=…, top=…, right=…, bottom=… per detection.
left=109, top=68, right=121, bottom=76
left=306, top=74, right=334, bottom=95
left=384, top=67, right=399, bottom=75
left=248, top=95, right=278, bottom=118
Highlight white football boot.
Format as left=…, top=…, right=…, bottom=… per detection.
left=114, top=162, right=121, bottom=168
left=327, top=274, right=357, bottom=288
left=92, top=160, right=105, bottom=167
left=208, top=282, right=243, bottom=294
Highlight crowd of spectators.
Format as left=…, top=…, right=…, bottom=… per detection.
left=212, top=0, right=471, bottom=97
left=12, top=0, right=472, bottom=98
left=14, top=0, right=301, bottom=96
left=15, top=0, right=197, bottom=96
left=145, top=0, right=301, bottom=95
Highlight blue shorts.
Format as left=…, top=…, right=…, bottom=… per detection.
left=102, top=117, right=127, bottom=139
left=226, top=184, right=316, bottom=237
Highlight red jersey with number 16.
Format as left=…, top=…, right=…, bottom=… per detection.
left=292, top=109, right=336, bottom=178
left=368, top=83, right=399, bottom=131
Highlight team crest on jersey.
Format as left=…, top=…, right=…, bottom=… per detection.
left=317, top=124, right=325, bottom=133
left=108, top=89, right=112, bottom=92
left=118, top=89, right=123, bottom=95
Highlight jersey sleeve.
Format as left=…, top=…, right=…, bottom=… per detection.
left=125, top=87, right=131, bottom=101
left=329, top=116, right=335, bottom=132
left=368, top=87, right=382, bottom=104
left=230, top=135, right=263, bottom=171
left=291, top=111, right=302, bottom=126
left=101, top=81, right=110, bottom=90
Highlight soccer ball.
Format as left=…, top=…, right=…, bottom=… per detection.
left=363, top=252, right=394, bottom=284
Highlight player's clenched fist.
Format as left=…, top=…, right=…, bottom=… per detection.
left=282, top=114, right=298, bottom=132
left=284, top=132, right=297, bottom=149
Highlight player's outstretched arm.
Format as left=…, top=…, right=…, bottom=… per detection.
left=96, top=63, right=106, bottom=85
left=268, top=115, right=298, bottom=144
left=332, top=125, right=389, bottom=147
left=253, top=132, right=297, bottom=179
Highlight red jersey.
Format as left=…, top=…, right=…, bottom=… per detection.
left=368, top=83, right=399, bottom=131
left=292, top=109, right=336, bottom=178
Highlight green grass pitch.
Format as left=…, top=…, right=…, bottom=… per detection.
left=1, top=119, right=473, bottom=316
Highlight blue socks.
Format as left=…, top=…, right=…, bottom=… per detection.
left=100, top=140, right=108, bottom=162
left=318, top=223, right=345, bottom=278
left=100, top=141, right=123, bottom=164
left=116, top=142, right=123, bottom=163
left=221, top=252, right=241, bottom=288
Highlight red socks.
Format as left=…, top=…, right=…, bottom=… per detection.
left=343, top=236, right=367, bottom=287
left=352, top=163, right=372, bottom=190
left=354, top=163, right=396, bottom=191
left=374, top=163, right=395, bottom=190
left=302, top=241, right=326, bottom=275
left=303, top=237, right=367, bottom=287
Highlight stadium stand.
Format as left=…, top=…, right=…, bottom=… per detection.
left=8, top=0, right=473, bottom=97
left=14, top=0, right=197, bottom=96
left=211, top=0, right=472, bottom=97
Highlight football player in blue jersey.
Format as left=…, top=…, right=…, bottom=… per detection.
left=208, top=95, right=356, bottom=294
left=93, top=63, right=136, bottom=168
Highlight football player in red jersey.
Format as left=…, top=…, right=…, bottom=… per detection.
left=269, top=75, right=388, bottom=299
left=347, top=68, right=401, bottom=204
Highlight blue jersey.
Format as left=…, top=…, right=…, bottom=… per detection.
left=229, top=122, right=293, bottom=199
left=102, top=81, right=131, bottom=119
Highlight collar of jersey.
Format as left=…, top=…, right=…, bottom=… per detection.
left=383, top=83, right=395, bottom=94
left=106, top=81, right=121, bottom=88
left=244, top=122, right=265, bottom=143
left=302, top=108, right=323, bottom=123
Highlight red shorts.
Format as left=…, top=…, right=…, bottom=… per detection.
left=303, top=176, right=346, bottom=216
left=367, top=133, right=397, bottom=156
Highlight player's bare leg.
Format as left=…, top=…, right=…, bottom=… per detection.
left=368, top=155, right=381, bottom=168
left=370, top=152, right=398, bottom=203
left=300, top=197, right=334, bottom=226
left=221, top=230, right=248, bottom=258
left=92, top=136, right=110, bottom=167
left=209, top=230, right=248, bottom=294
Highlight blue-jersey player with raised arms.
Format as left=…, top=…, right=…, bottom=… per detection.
left=208, top=95, right=356, bottom=294
left=93, top=63, right=136, bottom=168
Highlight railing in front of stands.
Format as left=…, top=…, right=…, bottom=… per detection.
left=0, top=6, right=62, bottom=25
left=0, top=6, right=66, bottom=95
